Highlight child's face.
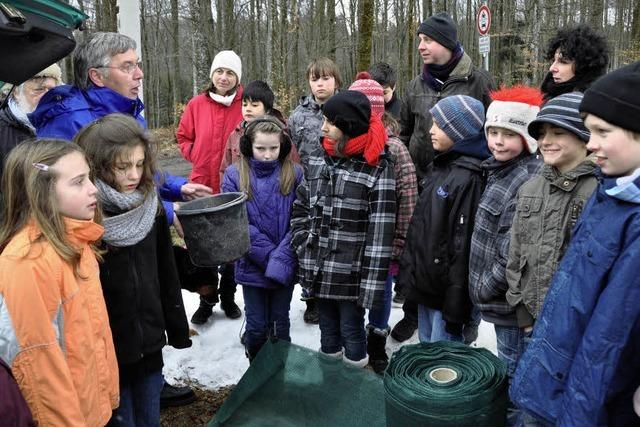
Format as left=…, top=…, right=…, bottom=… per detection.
left=487, top=127, right=526, bottom=162
left=382, top=85, right=395, bottom=104
left=538, top=123, right=587, bottom=173
left=242, top=99, right=266, bottom=122
left=252, top=132, right=281, bottom=161
left=321, top=117, right=344, bottom=142
left=549, top=49, right=575, bottom=84
left=113, top=144, right=145, bottom=194
left=585, top=114, right=640, bottom=177
left=309, top=74, right=336, bottom=104
left=54, top=151, right=98, bottom=221
left=430, top=121, right=454, bottom=152
left=418, top=34, right=452, bottom=65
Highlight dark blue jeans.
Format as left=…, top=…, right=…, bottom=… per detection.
left=242, top=284, right=294, bottom=358
left=367, top=273, right=393, bottom=330
left=108, top=370, right=164, bottom=427
left=317, top=299, right=367, bottom=361
left=495, top=325, right=526, bottom=427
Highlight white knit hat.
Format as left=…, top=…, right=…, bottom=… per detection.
left=485, top=100, right=541, bottom=153
left=209, top=50, right=242, bottom=82
left=34, top=63, right=63, bottom=86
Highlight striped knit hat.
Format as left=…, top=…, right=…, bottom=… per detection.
left=528, top=92, right=590, bottom=142
left=430, top=95, right=485, bottom=143
left=349, top=72, right=385, bottom=117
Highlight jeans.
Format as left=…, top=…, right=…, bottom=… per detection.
left=495, top=325, right=526, bottom=427
left=417, top=305, right=463, bottom=343
left=242, top=284, right=294, bottom=358
left=367, top=274, right=393, bottom=330
left=108, top=370, right=164, bottom=427
left=317, top=299, right=367, bottom=361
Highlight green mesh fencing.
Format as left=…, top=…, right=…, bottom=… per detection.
left=208, top=340, right=386, bottom=427
left=384, top=341, right=508, bottom=427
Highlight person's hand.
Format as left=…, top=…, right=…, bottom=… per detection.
left=181, top=182, right=213, bottom=200
left=173, top=203, right=184, bottom=237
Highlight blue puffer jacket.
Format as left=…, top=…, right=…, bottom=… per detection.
left=511, top=173, right=640, bottom=426
left=29, top=85, right=187, bottom=224
left=222, top=158, right=303, bottom=288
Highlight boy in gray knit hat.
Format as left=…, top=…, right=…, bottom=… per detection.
left=504, top=92, right=597, bottom=425
left=397, top=95, right=490, bottom=344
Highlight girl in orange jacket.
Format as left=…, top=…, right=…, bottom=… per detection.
left=0, top=139, right=119, bottom=427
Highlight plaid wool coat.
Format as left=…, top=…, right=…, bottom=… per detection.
left=290, top=149, right=396, bottom=310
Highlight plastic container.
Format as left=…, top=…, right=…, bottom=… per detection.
left=176, top=192, right=250, bottom=267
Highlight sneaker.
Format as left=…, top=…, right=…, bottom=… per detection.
left=390, top=317, right=417, bottom=342
left=190, top=296, right=215, bottom=325
left=220, top=300, right=242, bottom=319
left=160, top=381, right=197, bottom=408
left=303, top=299, right=319, bottom=324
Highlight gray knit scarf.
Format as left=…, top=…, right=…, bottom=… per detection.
left=96, top=179, right=158, bottom=247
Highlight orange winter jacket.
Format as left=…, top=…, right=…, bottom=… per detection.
left=0, top=219, right=119, bottom=427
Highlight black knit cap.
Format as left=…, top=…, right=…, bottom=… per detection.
left=322, top=90, right=371, bottom=138
left=417, top=12, right=458, bottom=51
left=580, top=61, right=640, bottom=133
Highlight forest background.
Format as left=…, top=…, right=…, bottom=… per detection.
left=64, top=0, right=640, bottom=129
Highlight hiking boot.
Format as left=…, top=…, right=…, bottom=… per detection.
left=303, top=299, right=319, bottom=324
left=160, top=381, right=197, bottom=408
left=191, top=295, right=216, bottom=325
left=367, top=325, right=389, bottom=375
left=390, top=317, right=417, bottom=342
left=220, top=298, right=242, bottom=319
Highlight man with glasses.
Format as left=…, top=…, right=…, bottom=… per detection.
left=29, top=31, right=203, bottom=410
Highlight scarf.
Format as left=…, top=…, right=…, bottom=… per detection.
left=8, top=97, right=35, bottom=133
left=209, top=90, right=236, bottom=107
left=322, top=113, right=387, bottom=166
left=96, top=179, right=158, bottom=247
left=422, top=43, right=464, bottom=91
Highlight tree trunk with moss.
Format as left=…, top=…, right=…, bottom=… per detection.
left=357, top=0, right=375, bottom=72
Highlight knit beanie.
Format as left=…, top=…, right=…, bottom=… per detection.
left=349, top=71, right=385, bottom=117
left=34, top=63, right=62, bottom=86
left=485, top=86, right=544, bottom=153
left=322, top=90, right=371, bottom=138
left=209, top=50, right=242, bottom=82
left=430, top=95, right=485, bottom=143
left=417, top=12, right=458, bottom=51
left=528, top=92, right=590, bottom=142
left=580, top=61, right=640, bottom=133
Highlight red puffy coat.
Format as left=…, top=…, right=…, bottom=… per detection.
left=176, top=88, right=243, bottom=192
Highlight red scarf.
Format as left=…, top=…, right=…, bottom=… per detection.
left=322, top=114, right=387, bottom=166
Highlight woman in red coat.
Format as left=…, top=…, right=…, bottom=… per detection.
left=176, top=50, right=244, bottom=325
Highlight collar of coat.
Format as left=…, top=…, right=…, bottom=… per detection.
left=543, top=158, right=597, bottom=192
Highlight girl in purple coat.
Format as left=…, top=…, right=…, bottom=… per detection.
left=221, top=116, right=303, bottom=361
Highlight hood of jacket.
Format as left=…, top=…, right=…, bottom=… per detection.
left=604, top=167, right=640, bottom=204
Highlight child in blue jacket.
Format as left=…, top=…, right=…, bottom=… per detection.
left=511, top=61, right=640, bottom=427
left=222, top=116, right=303, bottom=361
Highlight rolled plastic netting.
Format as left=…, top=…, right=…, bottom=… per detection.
left=384, top=341, right=508, bottom=427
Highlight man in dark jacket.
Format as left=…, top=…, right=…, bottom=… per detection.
left=392, top=11, right=494, bottom=342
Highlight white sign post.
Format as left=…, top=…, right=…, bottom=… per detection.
left=476, top=4, right=491, bottom=72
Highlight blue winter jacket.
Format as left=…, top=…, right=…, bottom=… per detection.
left=29, top=85, right=187, bottom=223
left=511, top=173, right=640, bottom=426
left=222, top=158, right=303, bottom=288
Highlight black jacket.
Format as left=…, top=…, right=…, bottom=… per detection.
left=0, top=104, right=34, bottom=176
left=385, top=92, right=402, bottom=120
left=99, top=212, right=190, bottom=380
left=398, top=133, right=490, bottom=332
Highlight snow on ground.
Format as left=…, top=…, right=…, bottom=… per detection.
left=163, top=286, right=497, bottom=390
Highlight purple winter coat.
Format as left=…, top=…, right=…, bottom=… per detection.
left=222, top=158, right=303, bottom=289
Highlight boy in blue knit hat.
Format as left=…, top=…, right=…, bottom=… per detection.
left=397, top=94, right=490, bottom=343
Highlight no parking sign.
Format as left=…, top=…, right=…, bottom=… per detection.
left=477, top=4, right=491, bottom=35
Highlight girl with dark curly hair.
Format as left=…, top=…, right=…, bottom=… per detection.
left=541, top=24, right=609, bottom=101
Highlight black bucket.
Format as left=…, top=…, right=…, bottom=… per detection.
left=176, top=192, right=250, bottom=267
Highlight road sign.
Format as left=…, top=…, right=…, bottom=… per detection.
left=477, top=4, right=491, bottom=35
left=479, top=35, right=490, bottom=55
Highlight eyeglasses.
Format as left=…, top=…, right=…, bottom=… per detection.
left=97, top=60, right=143, bottom=75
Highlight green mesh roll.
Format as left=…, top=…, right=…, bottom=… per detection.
left=384, top=341, right=508, bottom=427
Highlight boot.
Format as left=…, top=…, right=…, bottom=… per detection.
left=390, top=317, right=417, bottom=342
left=160, top=381, right=197, bottom=408
left=219, top=264, right=242, bottom=319
left=191, top=295, right=216, bottom=325
left=366, top=325, right=389, bottom=375
left=343, top=354, right=369, bottom=369
left=303, top=298, right=319, bottom=324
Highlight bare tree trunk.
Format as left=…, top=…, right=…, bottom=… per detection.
left=171, top=0, right=180, bottom=118
left=95, top=0, right=118, bottom=32
left=405, top=0, right=415, bottom=87
left=357, top=0, right=375, bottom=71
left=326, top=0, right=336, bottom=59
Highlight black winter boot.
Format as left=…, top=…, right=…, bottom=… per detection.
left=219, top=263, right=242, bottom=319
left=303, top=298, right=319, bottom=324
left=390, top=317, right=417, bottom=342
left=366, top=325, right=390, bottom=375
left=191, top=295, right=216, bottom=325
